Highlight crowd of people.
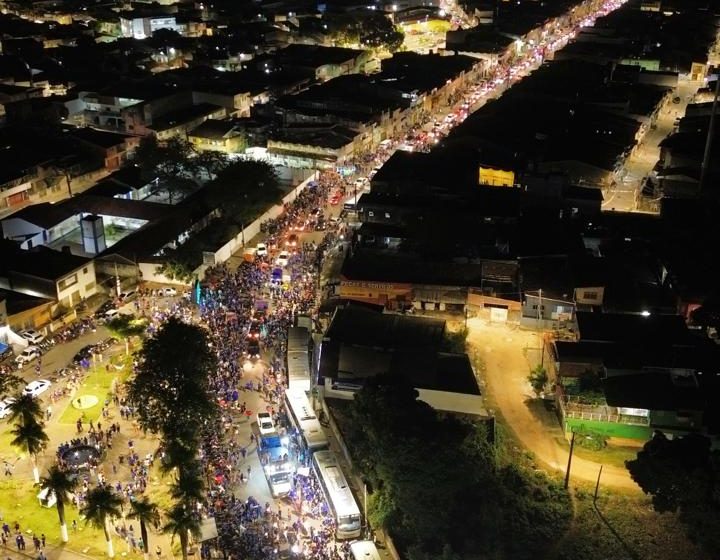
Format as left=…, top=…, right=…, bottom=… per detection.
left=189, top=171, right=353, bottom=560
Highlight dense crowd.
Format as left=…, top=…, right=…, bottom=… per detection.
left=191, top=171, right=349, bottom=560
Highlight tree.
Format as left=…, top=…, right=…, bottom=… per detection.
left=127, top=318, right=218, bottom=437
left=128, top=497, right=161, bottom=560
left=105, top=314, right=147, bottom=355
left=7, top=392, right=44, bottom=427
left=9, top=418, right=48, bottom=483
left=163, top=503, right=202, bottom=560
left=205, top=160, right=281, bottom=225
left=81, top=486, right=124, bottom=558
left=169, top=464, right=205, bottom=504
left=625, top=431, right=720, bottom=553
left=527, top=365, right=548, bottom=397
left=358, top=14, right=404, bottom=52
left=133, top=136, right=197, bottom=203
left=193, top=149, right=230, bottom=182
left=40, top=464, right=78, bottom=543
left=0, top=372, right=21, bottom=399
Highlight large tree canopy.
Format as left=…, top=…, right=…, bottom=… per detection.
left=345, top=375, right=570, bottom=559
left=626, top=431, right=720, bottom=552
left=205, top=160, right=281, bottom=225
left=127, top=318, right=218, bottom=440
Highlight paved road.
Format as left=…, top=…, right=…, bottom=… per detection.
left=466, top=318, right=639, bottom=491
left=603, top=79, right=702, bottom=213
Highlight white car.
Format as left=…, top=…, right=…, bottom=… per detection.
left=23, top=379, right=51, bottom=397
left=256, top=243, right=268, bottom=257
left=275, top=251, right=289, bottom=267
left=0, top=397, right=16, bottom=419
left=257, top=412, right=275, bottom=435
left=119, top=290, right=137, bottom=301
left=160, top=287, right=177, bottom=297
left=20, top=330, right=45, bottom=345
left=15, top=346, right=40, bottom=366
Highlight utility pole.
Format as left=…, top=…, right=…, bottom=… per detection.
left=593, top=464, right=603, bottom=502
left=564, top=430, right=576, bottom=489
left=536, top=288, right=543, bottom=329
left=699, top=73, right=720, bottom=193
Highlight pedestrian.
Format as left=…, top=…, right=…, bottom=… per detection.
left=156, top=545, right=162, bottom=559
left=72, top=520, right=77, bottom=532
left=40, top=534, right=45, bottom=548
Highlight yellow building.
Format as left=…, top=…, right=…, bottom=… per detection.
left=478, top=165, right=515, bottom=187
left=187, top=119, right=247, bottom=154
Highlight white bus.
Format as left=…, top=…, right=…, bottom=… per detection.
left=287, top=327, right=311, bottom=391
left=312, top=450, right=362, bottom=540
left=283, top=388, right=328, bottom=452
left=350, top=540, right=381, bottom=560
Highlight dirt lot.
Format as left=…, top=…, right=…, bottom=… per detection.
left=464, top=317, right=639, bottom=491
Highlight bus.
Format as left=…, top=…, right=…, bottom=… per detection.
left=312, top=450, right=362, bottom=540
left=287, top=326, right=311, bottom=391
left=350, top=541, right=381, bottom=560
left=283, top=388, right=328, bottom=452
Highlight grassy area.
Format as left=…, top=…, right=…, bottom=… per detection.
left=0, top=477, right=108, bottom=557
left=554, top=485, right=711, bottom=560
left=553, top=435, right=640, bottom=470
left=59, top=358, right=130, bottom=425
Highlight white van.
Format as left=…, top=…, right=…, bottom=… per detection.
left=15, top=346, right=40, bottom=366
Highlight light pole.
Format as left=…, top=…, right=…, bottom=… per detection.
left=564, top=430, right=576, bottom=489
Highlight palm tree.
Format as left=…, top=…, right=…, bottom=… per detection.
left=163, top=503, right=201, bottom=560
left=10, top=419, right=48, bottom=483
left=7, top=393, right=44, bottom=426
left=128, top=497, right=160, bottom=560
left=40, top=464, right=78, bottom=543
left=169, top=468, right=205, bottom=505
left=81, top=486, right=124, bottom=558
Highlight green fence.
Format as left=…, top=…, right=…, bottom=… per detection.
left=564, top=418, right=653, bottom=440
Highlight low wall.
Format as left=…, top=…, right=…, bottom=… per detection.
left=138, top=262, right=192, bottom=286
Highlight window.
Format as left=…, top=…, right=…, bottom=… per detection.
left=58, top=274, right=78, bottom=291
left=384, top=212, right=391, bottom=219
left=583, top=291, right=598, bottom=300
left=83, top=267, right=88, bottom=274
left=368, top=211, right=374, bottom=217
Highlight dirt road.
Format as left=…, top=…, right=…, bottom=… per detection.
left=466, top=317, right=639, bottom=491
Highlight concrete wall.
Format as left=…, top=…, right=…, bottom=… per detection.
left=137, top=261, right=192, bottom=286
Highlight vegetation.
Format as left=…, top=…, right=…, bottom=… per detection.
left=128, top=318, right=216, bottom=558
left=440, top=326, right=468, bottom=353
left=626, top=431, right=720, bottom=555
left=127, top=318, right=217, bottom=440
left=81, top=486, right=124, bottom=558
left=128, top=496, right=161, bottom=560
left=105, top=314, right=147, bottom=354
left=528, top=365, right=548, bottom=397
left=324, top=13, right=404, bottom=52
left=133, top=136, right=198, bottom=203
left=573, top=427, right=608, bottom=451
left=163, top=502, right=202, bottom=560
left=556, top=486, right=712, bottom=560
left=7, top=394, right=48, bottom=483
left=40, top=464, right=79, bottom=543
left=345, top=375, right=571, bottom=559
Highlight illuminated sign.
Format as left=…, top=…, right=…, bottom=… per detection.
left=478, top=166, right=515, bottom=187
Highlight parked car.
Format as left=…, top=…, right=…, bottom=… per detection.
left=94, top=301, right=115, bottom=318
left=72, top=345, right=95, bottom=364
left=20, top=330, right=45, bottom=345
left=255, top=243, right=268, bottom=257
left=160, top=287, right=177, bottom=297
left=23, top=379, right=51, bottom=397
left=275, top=251, right=290, bottom=267
left=15, top=346, right=40, bottom=366
left=257, top=412, right=275, bottom=435
left=0, top=397, right=16, bottom=419
left=119, top=290, right=137, bottom=301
